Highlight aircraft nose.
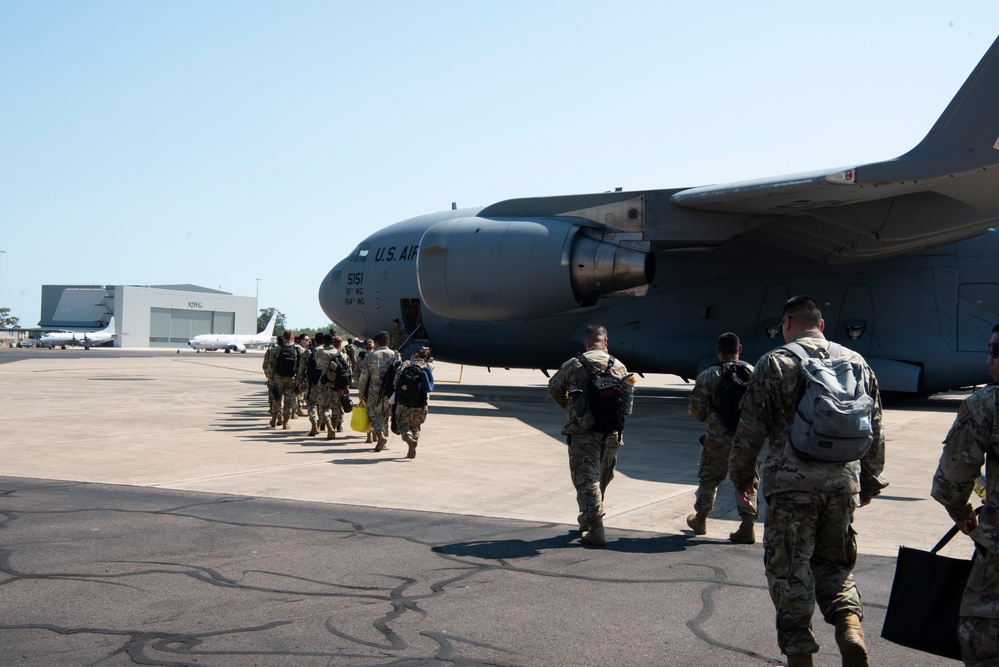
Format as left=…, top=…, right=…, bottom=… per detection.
left=318, top=263, right=343, bottom=323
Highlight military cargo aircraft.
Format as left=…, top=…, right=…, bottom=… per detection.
left=38, top=317, right=121, bottom=350
left=319, top=35, right=999, bottom=395
left=187, top=312, right=277, bottom=353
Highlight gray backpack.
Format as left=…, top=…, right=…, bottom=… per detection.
left=783, top=342, right=875, bottom=462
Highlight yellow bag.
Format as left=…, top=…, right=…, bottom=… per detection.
left=350, top=399, right=371, bottom=433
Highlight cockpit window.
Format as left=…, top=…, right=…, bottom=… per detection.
left=351, top=243, right=370, bottom=262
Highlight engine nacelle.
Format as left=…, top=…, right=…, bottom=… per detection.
left=416, top=216, right=654, bottom=321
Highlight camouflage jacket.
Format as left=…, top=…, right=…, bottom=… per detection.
left=689, top=359, right=754, bottom=440
left=262, top=343, right=279, bottom=374
left=358, top=346, right=400, bottom=401
left=297, top=346, right=314, bottom=384
left=265, top=341, right=301, bottom=382
left=548, top=348, right=629, bottom=436
left=728, top=332, right=888, bottom=498
left=932, top=385, right=999, bottom=554
left=312, top=345, right=339, bottom=377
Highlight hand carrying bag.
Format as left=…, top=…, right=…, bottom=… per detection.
left=350, top=399, right=370, bottom=433
left=881, top=521, right=975, bottom=660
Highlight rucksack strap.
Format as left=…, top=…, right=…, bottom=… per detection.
left=576, top=353, right=614, bottom=376
left=782, top=341, right=840, bottom=361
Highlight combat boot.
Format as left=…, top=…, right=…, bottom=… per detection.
left=319, top=420, right=327, bottom=432
left=577, top=513, right=592, bottom=533
left=833, top=612, right=869, bottom=667
left=403, top=433, right=417, bottom=459
left=580, top=518, right=606, bottom=547
left=729, top=518, right=756, bottom=544
left=296, top=407, right=306, bottom=417
left=307, top=422, right=318, bottom=437
left=269, top=414, right=278, bottom=428
left=327, top=424, right=336, bottom=440
left=365, top=431, right=373, bottom=443
left=686, top=512, right=708, bottom=535
left=785, top=653, right=814, bottom=667
left=374, top=430, right=388, bottom=451
left=282, top=415, right=291, bottom=430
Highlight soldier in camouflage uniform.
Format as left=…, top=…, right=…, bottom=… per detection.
left=299, top=335, right=322, bottom=437
left=343, top=337, right=360, bottom=387
left=728, top=296, right=888, bottom=667
left=266, top=329, right=301, bottom=430
left=389, top=319, right=405, bottom=350
left=393, top=347, right=435, bottom=459
left=262, top=339, right=280, bottom=417
left=548, top=324, right=630, bottom=547
left=312, top=333, right=347, bottom=440
left=687, top=332, right=758, bottom=543
left=932, top=322, right=999, bottom=666
left=359, top=331, right=400, bottom=451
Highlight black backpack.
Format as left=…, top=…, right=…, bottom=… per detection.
left=306, top=351, right=322, bottom=385
left=380, top=357, right=401, bottom=398
left=326, top=352, right=352, bottom=391
left=395, top=363, right=427, bottom=407
left=713, top=360, right=753, bottom=431
left=576, top=354, right=627, bottom=434
left=275, top=343, right=298, bottom=377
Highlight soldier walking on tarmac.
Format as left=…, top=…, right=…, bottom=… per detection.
left=687, top=332, right=758, bottom=543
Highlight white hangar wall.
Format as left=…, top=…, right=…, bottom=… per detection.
left=40, top=284, right=257, bottom=348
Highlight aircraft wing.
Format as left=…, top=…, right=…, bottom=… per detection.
left=671, top=34, right=999, bottom=264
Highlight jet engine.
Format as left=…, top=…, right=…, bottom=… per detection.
left=416, top=217, right=655, bottom=321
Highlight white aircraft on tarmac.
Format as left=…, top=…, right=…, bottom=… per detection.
left=38, top=317, right=121, bottom=350
left=187, top=312, right=277, bottom=353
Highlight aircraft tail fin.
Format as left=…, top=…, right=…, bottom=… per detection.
left=101, top=316, right=116, bottom=333
left=901, top=35, right=999, bottom=167
left=259, top=312, right=278, bottom=337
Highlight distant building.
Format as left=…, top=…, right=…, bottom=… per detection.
left=40, top=284, right=256, bottom=349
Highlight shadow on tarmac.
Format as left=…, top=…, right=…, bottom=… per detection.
left=434, top=530, right=695, bottom=559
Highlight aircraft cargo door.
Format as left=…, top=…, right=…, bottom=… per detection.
left=958, top=283, right=999, bottom=351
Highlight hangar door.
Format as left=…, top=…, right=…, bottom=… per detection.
left=149, top=308, right=235, bottom=348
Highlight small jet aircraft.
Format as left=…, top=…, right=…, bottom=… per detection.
left=187, top=312, right=277, bottom=353
left=39, top=317, right=121, bottom=350
left=319, top=35, right=999, bottom=396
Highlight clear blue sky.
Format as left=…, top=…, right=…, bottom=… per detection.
left=2, top=2, right=997, bottom=330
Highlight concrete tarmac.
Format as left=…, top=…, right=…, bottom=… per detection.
left=0, top=347, right=974, bottom=666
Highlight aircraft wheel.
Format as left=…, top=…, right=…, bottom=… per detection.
left=225, top=348, right=231, bottom=354
left=240, top=350, right=247, bottom=354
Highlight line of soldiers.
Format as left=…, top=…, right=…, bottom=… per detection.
left=261, top=328, right=434, bottom=459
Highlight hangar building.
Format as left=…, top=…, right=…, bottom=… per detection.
left=40, top=284, right=257, bottom=349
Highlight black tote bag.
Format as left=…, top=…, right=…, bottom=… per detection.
left=881, top=522, right=975, bottom=660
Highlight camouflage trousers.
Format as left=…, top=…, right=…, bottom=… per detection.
left=305, top=383, right=321, bottom=424
left=367, top=395, right=391, bottom=434
left=763, top=491, right=861, bottom=656
left=270, top=376, right=298, bottom=420
left=567, top=432, right=621, bottom=524
left=959, top=616, right=999, bottom=666
left=396, top=404, right=428, bottom=444
left=694, top=434, right=759, bottom=519
left=316, top=384, right=344, bottom=429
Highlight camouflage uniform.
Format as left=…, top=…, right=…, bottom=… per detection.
left=688, top=360, right=758, bottom=518
left=931, top=384, right=999, bottom=666
left=390, top=323, right=405, bottom=350
left=265, top=341, right=301, bottom=424
left=298, top=346, right=322, bottom=430
left=548, top=348, right=629, bottom=526
left=359, top=346, right=400, bottom=443
left=343, top=343, right=360, bottom=385
left=312, top=345, right=345, bottom=431
left=393, top=359, right=433, bottom=451
left=728, top=331, right=888, bottom=656
left=262, top=343, right=279, bottom=412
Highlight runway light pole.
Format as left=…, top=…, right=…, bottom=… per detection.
left=255, top=278, right=261, bottom=307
